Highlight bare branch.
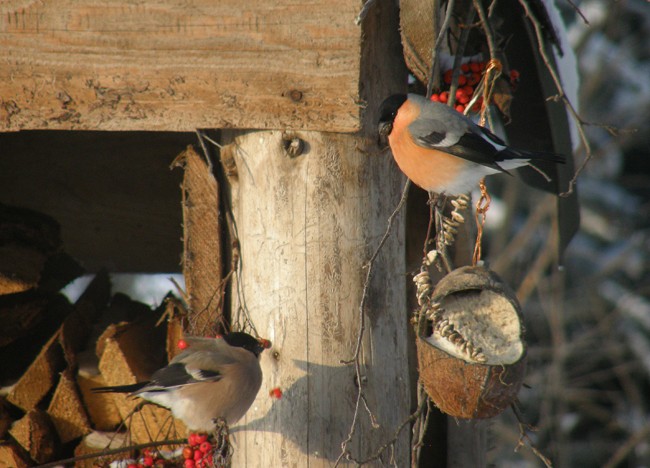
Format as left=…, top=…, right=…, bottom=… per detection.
left=426, top=0, right=456, bottom=98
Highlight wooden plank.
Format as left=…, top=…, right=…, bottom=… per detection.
left=172, top=146, right=223, bottom=336
left=0, top=0, right=360, bottom=132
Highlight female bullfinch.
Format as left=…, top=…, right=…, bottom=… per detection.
left=93, top=332, right=270, bottom=432
left=378, top=93, right=565, bottom=195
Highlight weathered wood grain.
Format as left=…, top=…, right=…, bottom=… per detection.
left=0, top=0, right=361, bottom=132
left=217, top=1, right=410, bottom=464
left=224, top=129, right=411, bottom=466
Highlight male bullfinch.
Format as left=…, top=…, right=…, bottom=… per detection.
left=378, top=93, right=565, bottom=195
left=93, top=332, right=269, bottom=432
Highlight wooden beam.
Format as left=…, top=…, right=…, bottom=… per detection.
left=0, top=0, right=360, bottom=132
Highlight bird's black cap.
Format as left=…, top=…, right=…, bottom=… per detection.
left=223, top=332, right=269, bottom=357
left=377, top=94, right=407, bottom=145
left=378, top=94, right=408, bottom=125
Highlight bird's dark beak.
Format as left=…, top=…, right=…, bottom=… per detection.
left=378, top=121, right=393, bottom=147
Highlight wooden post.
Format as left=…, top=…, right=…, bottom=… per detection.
left=215, top=1, right=410, bottom=464
left=223, top=126, right=410, bottom=465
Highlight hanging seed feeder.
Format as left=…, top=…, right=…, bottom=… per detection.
left=416, top=265, right=526, bottom=419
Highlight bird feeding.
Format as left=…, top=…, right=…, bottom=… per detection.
left=93, top=332, right=270, bottom=432
left=378, top=93, right=565, bottom=196
left=416, top=266, right=526, bottom=419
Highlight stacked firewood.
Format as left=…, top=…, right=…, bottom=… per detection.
left=0, top=145, right=231, bottom=466
left=0, top=207, right=190, bottom=467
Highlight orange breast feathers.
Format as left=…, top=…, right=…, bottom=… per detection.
left=388, top=99, right=463, bottom=193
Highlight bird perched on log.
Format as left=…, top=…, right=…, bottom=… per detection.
left=378, top=93, right=565, bottom=195
left=93, top=332, right=270, bottom=432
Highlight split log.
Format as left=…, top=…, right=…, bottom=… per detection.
left=9, top=409, right=58, bottom=465
left=97, top=321, right=186, bottom=443
left=47, top=369, right=92, bottom=443
left=6, top=283, right=98, bottom=411
left=0, top=443, right=30, bottom=468
left=77, top=368, right=122, bottom=431
left=6, top=328, right=66, bottom=411
left=0, top=245, right=47, bottom=295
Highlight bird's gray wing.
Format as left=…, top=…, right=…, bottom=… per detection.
left=408, top=116, right=508, bottom=172
left=134, top=350, right=235, bottom=394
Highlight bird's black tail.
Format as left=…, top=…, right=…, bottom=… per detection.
left=92, top=382, right=148, bottom=394
left=510, top=148, right=566, bottom=164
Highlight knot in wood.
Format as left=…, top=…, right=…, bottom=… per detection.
left=282, top=135, right=305, bottom=158
left=287, top=89, right=303, bottom=102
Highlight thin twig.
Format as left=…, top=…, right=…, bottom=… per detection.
left=565, top=0, right=590, bottom=25
left=515, top=221, right=556, bottom=305
left=491, top=195, right=554, bottom=274
left=336, top=180, right=410, bottom=465
left=348, top=396, right=429, bottom=465
left=426, top=0, right=456, bottom=99
left=411, top=384, right=432, bottom=467
left=511, top=404, right=553, bottom=468
left=603, top=416, right=650, bottom=467
left=448, top=8, right=477, bottom=108
left=195, top=129, right=214, bottom=172
left=472, top=0, right=498, bottom=60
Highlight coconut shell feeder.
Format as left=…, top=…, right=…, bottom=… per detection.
left=416, top=265, right=526, bottom=419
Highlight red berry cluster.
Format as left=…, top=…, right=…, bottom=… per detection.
left=126, top=448, right=164, bottom=468
left=183, top=433, right=214, bottom=468
left=430, top=61, right=519, bottom=114
left=430, top=61, right=486, bottom=113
